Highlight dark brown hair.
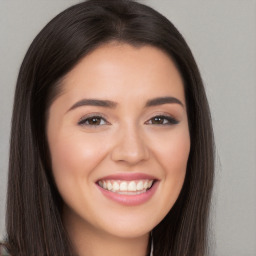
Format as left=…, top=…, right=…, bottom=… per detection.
left=3, top=0, right=214, bottom=255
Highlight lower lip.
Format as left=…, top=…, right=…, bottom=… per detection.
left=97, top=181, right=159, bottom=206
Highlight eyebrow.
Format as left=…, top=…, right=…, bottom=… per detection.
left=145, top=97, right=184, bottom=108
left=67, top=96, right=184, bottom=112
left=68, top=99, right=117, bottom=112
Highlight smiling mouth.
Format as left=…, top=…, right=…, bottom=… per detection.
left=97, top=179, right=155, bottom=195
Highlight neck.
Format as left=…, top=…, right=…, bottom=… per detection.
left=64, top=212, right=150, bottom=256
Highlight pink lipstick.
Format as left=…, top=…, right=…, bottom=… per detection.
left=96, top=173, right=159, bottom=206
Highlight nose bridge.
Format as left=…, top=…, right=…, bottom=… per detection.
left=111, top=122, right=149, bottom=164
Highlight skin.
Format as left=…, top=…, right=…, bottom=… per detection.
left=47, top=42, right=190, bottom=256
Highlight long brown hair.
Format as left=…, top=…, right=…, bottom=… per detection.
left=3, top=0, right=215, bottom=255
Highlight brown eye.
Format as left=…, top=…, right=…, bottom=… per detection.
left=87, top=117, right=102, bottom=125
left=78, top=116, right=108, bottom=126
left=151, top=116, right=166, bottom=125
left=146, top=115, right=179, bottom=125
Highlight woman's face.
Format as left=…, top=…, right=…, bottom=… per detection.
left=47, top=43, right=190, bottom=239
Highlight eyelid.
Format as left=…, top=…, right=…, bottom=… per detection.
left=78, top=113, right=110, bottom=126
left=145, top=114, right=179, bottom=125
left=77, top=112, right=179, bottom=127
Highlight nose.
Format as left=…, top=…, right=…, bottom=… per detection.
left=111, top=124, right=150, bottom=165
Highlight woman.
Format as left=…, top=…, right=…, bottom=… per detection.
left=1, top=0, right=214, bottom=255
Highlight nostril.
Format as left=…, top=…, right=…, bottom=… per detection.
left=111, top=140, right=150, bottom=164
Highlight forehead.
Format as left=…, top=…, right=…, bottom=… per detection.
left=59, top=42, right=185, bottom=106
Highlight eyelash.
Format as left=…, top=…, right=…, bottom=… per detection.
left=78, top=114, right=109, bottom=126
left=78, top=114, right=179, bottom=127
left=145, top=115, right=179, bottom=125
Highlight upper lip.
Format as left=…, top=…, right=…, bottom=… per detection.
left=96, top=173, right=158, bottom=182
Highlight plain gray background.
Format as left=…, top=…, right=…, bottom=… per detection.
left=0, top=1, right=255, bottom=255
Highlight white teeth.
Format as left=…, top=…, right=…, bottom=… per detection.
left=107, top=182, right=112, bottom=190
left=120, top=182, right=128, bottom=191
left=98, top=179, right=155, bottom=193
left=136, top=181, right=143, bottom=190
left=112, top=182, right=119, bottom=191
left=128, top=181, right=137, bottom=191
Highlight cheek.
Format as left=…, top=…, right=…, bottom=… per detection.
left=163, top=130, right=190, bottom=185
left=152, top=126, right=190, bottom=174
left=48, top=131, right=106, bottom=191
left=150, top=126, right=190, bottom=211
